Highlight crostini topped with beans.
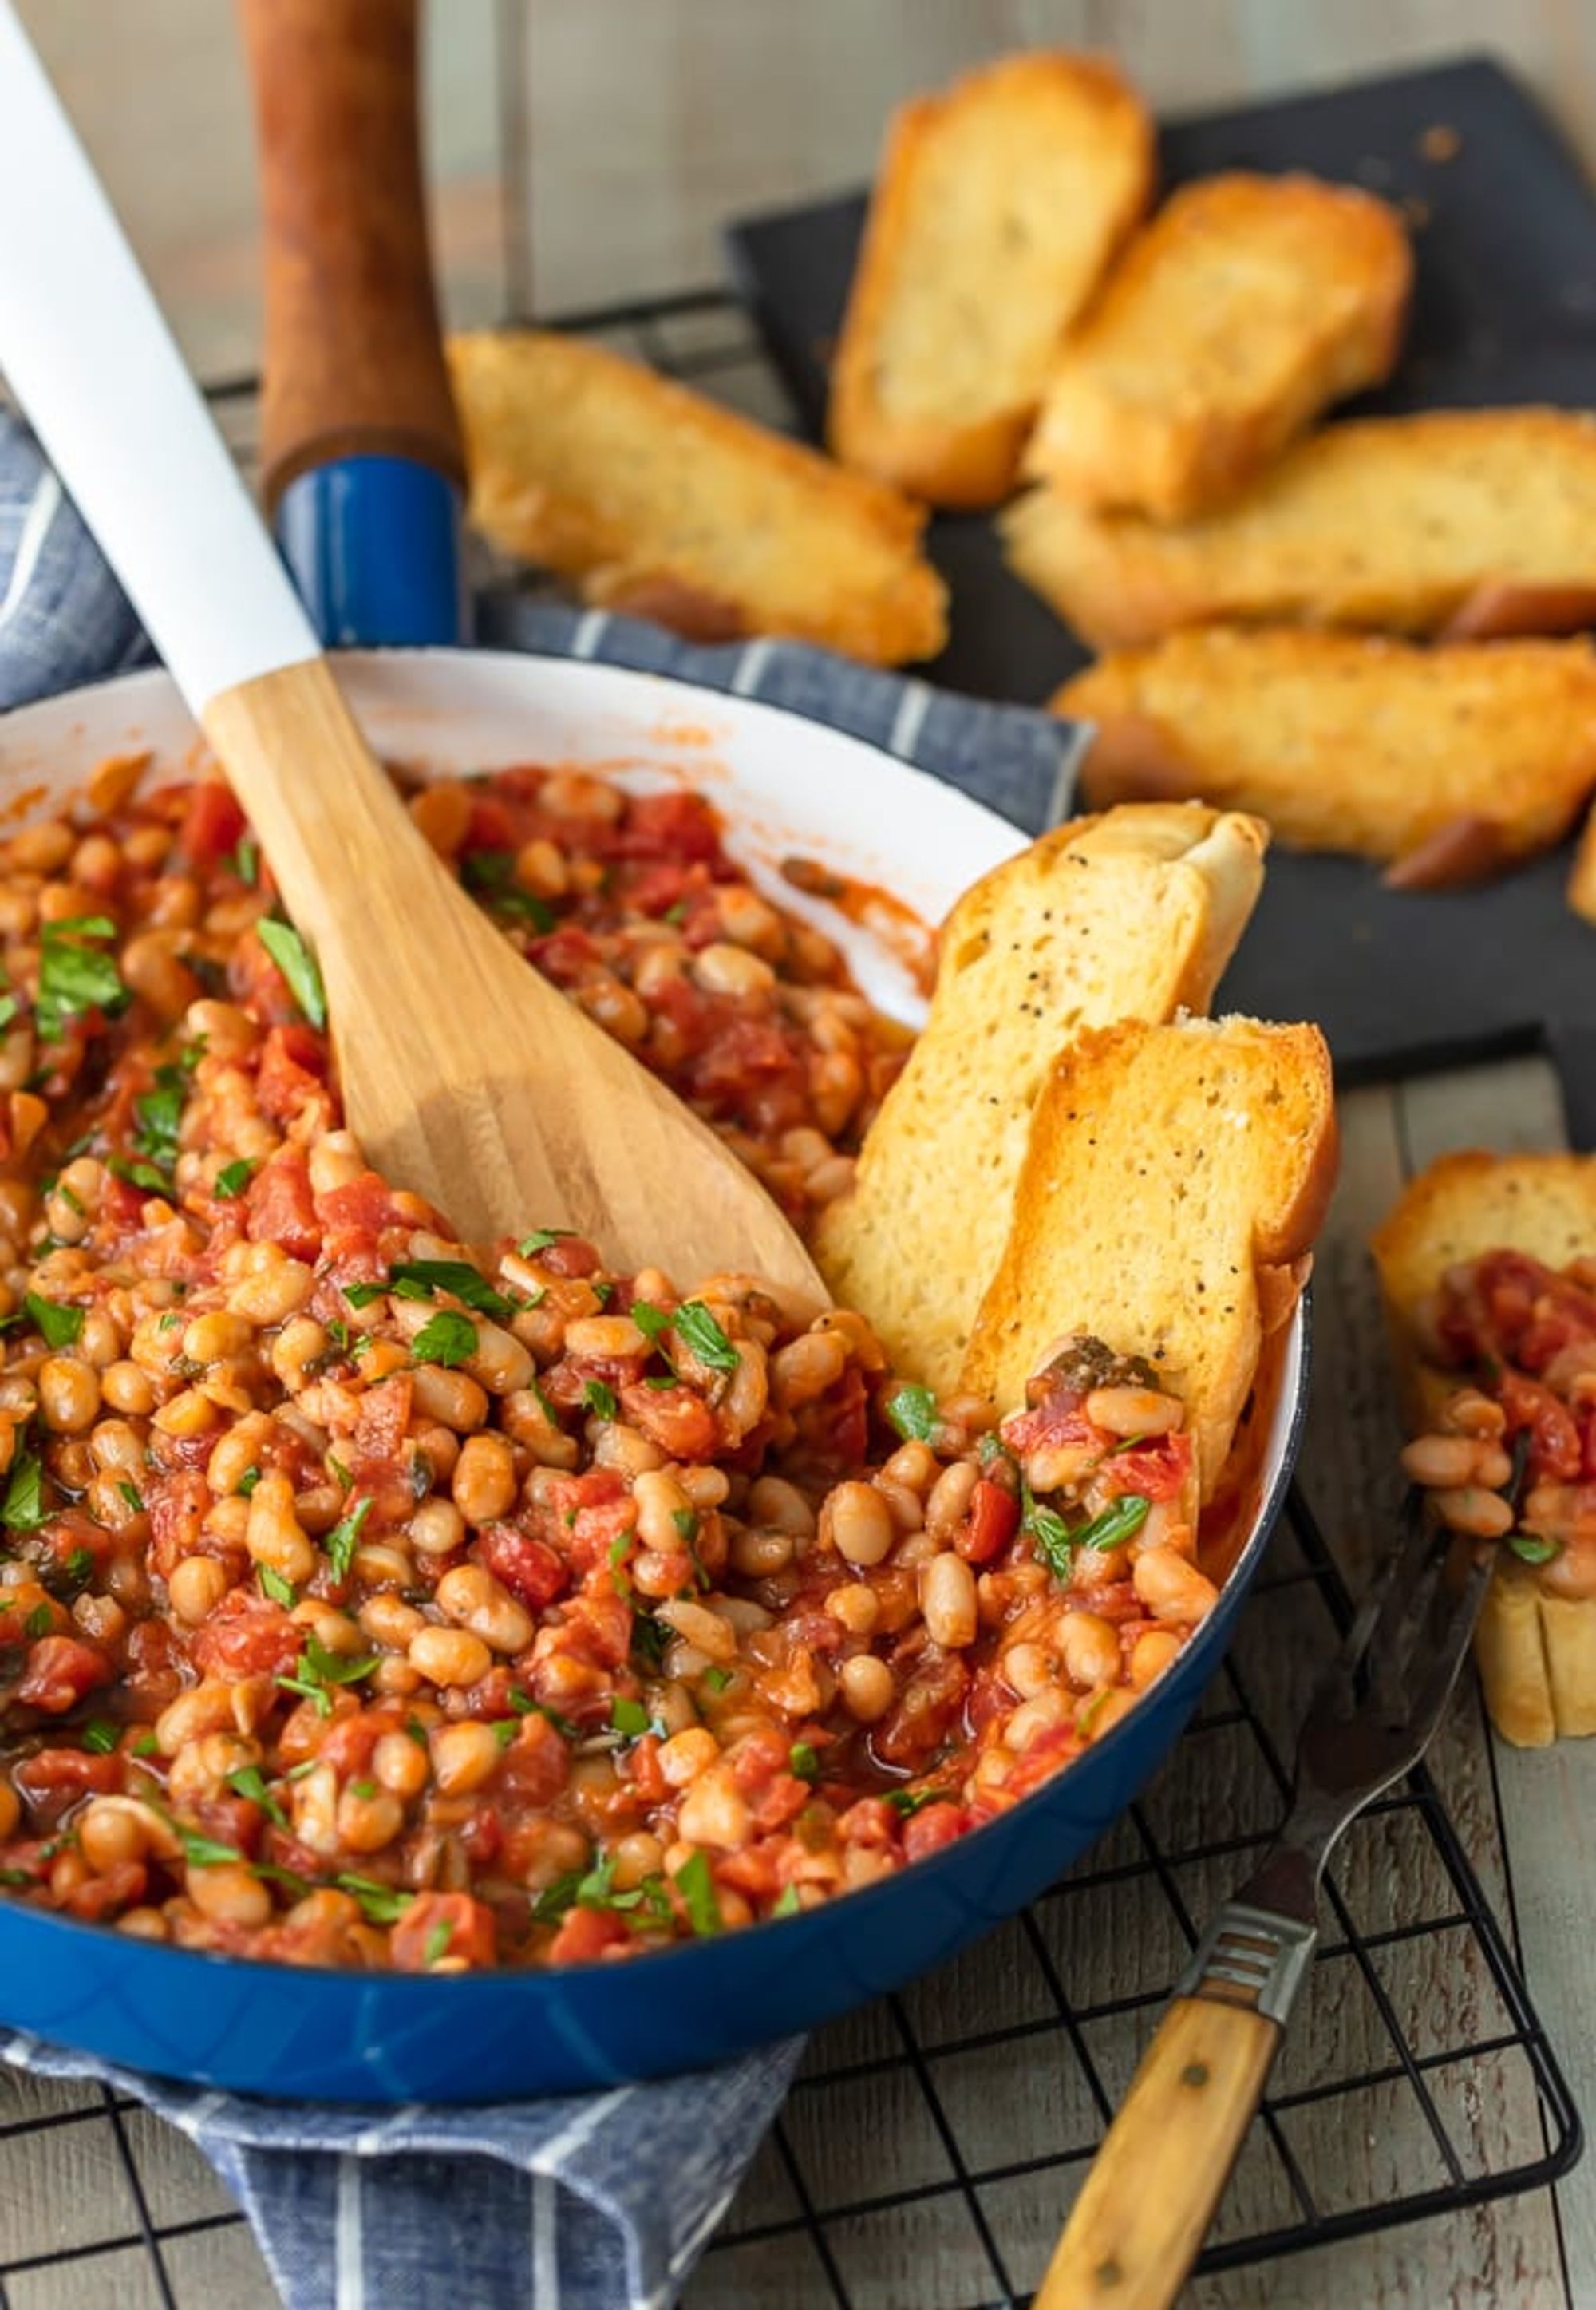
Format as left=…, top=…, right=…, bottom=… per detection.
left=0, top=759, right=1219, bottom=1971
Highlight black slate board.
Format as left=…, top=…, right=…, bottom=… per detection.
left=724, top=55, right=1596, bottom=1146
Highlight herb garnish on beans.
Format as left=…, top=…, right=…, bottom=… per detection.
left=0, top=761, right=1212, bottom=1969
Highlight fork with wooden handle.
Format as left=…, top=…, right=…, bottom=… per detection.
left=0, top=4, right=822, bottom=1300
left=1035, top=1488, right=1503, bottom=2309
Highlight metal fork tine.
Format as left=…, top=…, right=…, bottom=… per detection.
left=1403, top=1540, right=1495, bottom=1739
left=1307, top=1490, right=1439, bottom=1720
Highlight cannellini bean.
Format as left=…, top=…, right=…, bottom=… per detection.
left=409, top=1625, right=493, bottom=1689
left=1057, top=1612, right=1121, bottom=1690
left=839, top=1653, right=893, bottom=1723
left=1400, top=1434, right=1480, bottom=1489
left=913, top=1552, right=973, bottom=1649
left=1084, top=1386, right=1184, bottom=1438
left=824, top=1481, right=895, bottom=1568
left=1430, top=1485, right=1515, bottom=1541
left=1132, top=1546, right=1219, bottom=1625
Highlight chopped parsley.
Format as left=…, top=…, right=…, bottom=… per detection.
left=227, top=835, right=259, bottom=886
left=3, top=1447, right=45, bottom=1534
left=670, top=1301, right=739, bottom=1373
left=342, top=1278, right=388, bottom=1310
left=423, top=1919, right=454, bottom=1966
left=275, top=1635, right=380, bottom=1716
left=237, top=1466, right=262, bottom=1497
left=788, top=1741, right=820, bottom=1782
left=336, top=1873, right=412, bottom=1925
left=24, top=1292, right=83, bottom=1350
left=226, top=1764, right=287, bottom=1828
left=673, top=1849, right=721, bottom=1936
left=80, top=1719, right=119, bottom=1755
left=581, top=1378, right=618, bottom=1421
left=384, top=1259, right=513, bottom=1317
left=883, top=1787, right=955, bottom=1819
left=176, top=1825, right=243, bottom=1867
left=1074, top=1495, right=1152, bottom=1554
left=132, top=1063, right=186, bottom=1181
left=131, top=1731, right=159, bottom=1758
left=772, top=1885, right=802, bottom=1919
left=116, top=1479, right=144, bottom=1514
left=214, top=1157, right=254, bottom=1199
left=411, top=1309, right=477, bottom=1368
left=255, top=918, right=326, bottom=1030
left=509, top=1691, right=577, bottom=1739
left=518, top=1229, right=572, bottom=1257
left=324, top=1495, right=373, bottom=1583
left=1021, top=1485, right=1075, bottom=1581
left=883, top=1382, right=938, bottom=1444
left=1509, top=1530, right=1562, bottom=1566
left=531, top=1852, right=674, bottom=1932
left=610, top=1696, right=653, bottom=1740
left=35, top=916, right=128, bottom=1042
left=670, top=1507, right=699, bottom=1545
left=61, top=1545, right=93, bottom=1588
left=106, top=1153, right=169, bottom=1196
left=460, top=850, right=556, bottom=932
left=701, top=1665, right=733, bottom=1694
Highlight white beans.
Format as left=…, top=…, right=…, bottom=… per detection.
left=825, top=1481, right=895, bottom=1568
left=921, top=1552, right=978, bottom=1648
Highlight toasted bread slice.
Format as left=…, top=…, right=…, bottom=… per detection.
left=1057, top=628, right=1596, bottom=886
left=814, top=804, right=1267, bottom=1395
left=1003, top=409, right=1596, bottom=650
left=962, top=1016, right=1336, bottom=1498
left=446, top=330, right=946, bottom=667
left=828, top=52, right=1154, bottom=510
left=1372, top=1150, right=1596, bottom=1745
left=1025, top=174, right=1410, bottom=521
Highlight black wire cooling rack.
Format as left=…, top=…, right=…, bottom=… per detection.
left=689, top=1480, right=1582, bottom=2308
left=0, top=290, right=1581, bottom=2310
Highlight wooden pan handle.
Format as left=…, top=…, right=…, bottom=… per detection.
left=1035, top=1997, right=1280, bottom=2310
left=237, top=0, right=463, bottom=510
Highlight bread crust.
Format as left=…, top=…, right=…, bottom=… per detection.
left=1372, top=1149, right=1596, bottom=1745
left=814, top=803, right=1267, bottom=1395
left=1057, top=627, right=1596, bottom=883
left=960, top=1015, right=1337, bottom=1497
left=1025, top=173, right=1412, bottom=521
left=447, top=330, right=947, bottom=667
left=828, top=52, right=1154, bottom=509
left=1004, top=408, right=1596, bottom=650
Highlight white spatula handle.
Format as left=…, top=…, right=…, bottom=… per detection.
left=0, top=1, right=320, bottom=712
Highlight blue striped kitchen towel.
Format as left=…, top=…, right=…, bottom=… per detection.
left=0, top=413, right=1082, bottom=2310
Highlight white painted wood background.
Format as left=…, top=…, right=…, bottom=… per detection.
left=0, top=5, right=1590, bottom=2305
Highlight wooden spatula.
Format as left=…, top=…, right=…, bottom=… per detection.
left=0, top=5, right=823, bottom=1299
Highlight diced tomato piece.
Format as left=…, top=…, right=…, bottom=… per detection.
left=873, top=1653, right=969, bottom=1769
left=189, top=1592, right=303, bottom=1679
left=1096, top=1433, right=1192, bottom=1504
left=315, top=1170, right=408, bottom=1234
left=246, top=1147, right=321, bottom=1259
left=178, top=781, right=247, bottom=869
left=255, top=1025, right=330, bottom=1126
left=354, top=1374, right=413, bottom=1464
left=18, top=1636, right=114, bottom=1714
left=65, top=1861, right=148, bottom=1920
left=391, top=1891, right=498, bottom=1971
left=497, top=1714, right=571, bottom=1807
left=479, top=1524, right=569, bottom=1611
left=1499, top=1367, right=1582, bottom=1482
left=620, top=1381, right=719, bottom=1460
left=147, top=1472, right=210, bottom=1576
left=13, top=1746, right=122, bottom=1824
left=903, top=1802, right=968, bottom=1863
left=958, top=1477, right=1020, bottom=1564
left=546, top=1905, right=630, bottom=1966
left=608, top=789, right=721, bottom=865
